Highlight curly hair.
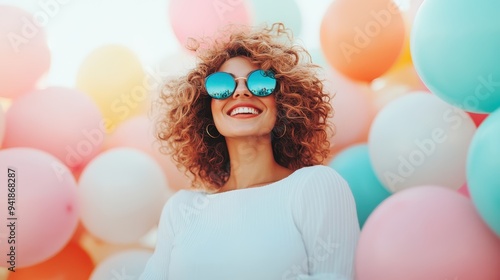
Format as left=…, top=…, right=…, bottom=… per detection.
left=155, top=23, right=334, bottom=191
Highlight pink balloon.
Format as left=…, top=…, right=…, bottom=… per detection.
left=3, top=87, right=104, bottom=173
left=325, top=70, right=374, bottom=150
left=169, top=0, right=252, bottom=49
left=0, top=5, right=51, bottom=98
left=105, top=116, right=191, bottom=191
left=356, top=185, right=500, bottom=280
left=457, top=183, right=470, bottom=198
left=0, top=104, right=5, bottom=145
left=0, top=148, right=79, bottom=268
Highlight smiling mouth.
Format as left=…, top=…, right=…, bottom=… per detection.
left=228, top=107, right=262, bottom=116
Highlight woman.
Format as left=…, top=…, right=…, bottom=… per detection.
left=140, top=23, right=360, bottom=280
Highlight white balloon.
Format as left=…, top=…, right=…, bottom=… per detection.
left=368, top=93, right=476, bottom=192
left=79, top=148, right=170, bottom=244
left=90, top=249, right=152, bottom=280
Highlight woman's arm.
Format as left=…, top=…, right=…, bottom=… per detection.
left=139, top=199, right=175, bottom=280
left=292, top=165, right=360, bottom=280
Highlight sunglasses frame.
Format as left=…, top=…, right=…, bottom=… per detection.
left=204, top=69, right=277, bottom=100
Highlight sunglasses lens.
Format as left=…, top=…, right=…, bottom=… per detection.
left=247, top=70, right=276, bottom=97
left=205, top=72, right=235, bottom=99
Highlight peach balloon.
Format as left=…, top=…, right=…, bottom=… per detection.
left=3, top=87, right=104, bottom=173
left=105, top=115, right=191, bottom=191
left=0, top=148, right=79, bottom=268
left=0, top=5, right=51, bottom=98
left=356, top=186, right=500, bottom=280
left=320, top=0, right=405, bottom=82
left=169, top=0, right=252, bottom=50
left=0, top=104, right=5, bottom=147
left=325, top=70, right=375, bottom=151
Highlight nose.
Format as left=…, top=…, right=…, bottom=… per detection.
left=232, top=78, right=251, bottom=99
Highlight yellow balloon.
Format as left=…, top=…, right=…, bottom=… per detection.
left=386, top=19, right=413, bottom=74
left=76, top=45, right=149, bottom=133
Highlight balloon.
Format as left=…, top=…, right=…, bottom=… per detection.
left=369, top=93, right=476, bottom=192
left=0, top=104, right=5, bottom=146
left=0, top=148, right=79, bottom=268
left=467, top=108, right=500, bottom=237
left=249, top=0, right=302, bottom=36
left=329, top=144, right=391, bottom=228
left=80, top=231, right=149, bottom=265
left=3, top=87, right=104, bottom=173
left=467, top=111, right=488, bottom=127
left=411, top=0, right=500, bottom=113
left=76, top=45, right=148, bottom=133
left=169, top=0, right=252, bottom=50
left=457, top=183, right=470, bottom=198
left=371, top=66, right=427, bottom=112
left=7, top=242, right=93, bottom=280
left=78, top=148, right=169, bottom=244
left=325, top=70, right=375, bottom=150
left=356, top=186, right=500, bottom=280
left=105, top=116, right=191, bottom=191
left=0, top=5, right=51, bottom=98
left=320, top=0, right=405, bottom=82
left=90, top=250, right=152, bottom=280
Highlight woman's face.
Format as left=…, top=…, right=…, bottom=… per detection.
left=210, top=56, right=277, bottom=138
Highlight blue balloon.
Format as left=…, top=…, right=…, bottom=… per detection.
left=249, top=0, right=302, bottom=36
left=329, top=144, right=391, bottom=228
left=411, top=0, right=500, bottom=113
left=467, top=108, right=500, bottom=237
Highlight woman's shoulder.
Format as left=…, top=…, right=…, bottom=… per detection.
left=292, top=165, right=350, bottom=196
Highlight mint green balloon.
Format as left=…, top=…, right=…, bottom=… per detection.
left=249, top=0, right=302, bottom=36
left=411, top=0, right=500, bottom=113
left=329, top=144, right=391, bottom=228
left=467, top=108, right=500, bottom=237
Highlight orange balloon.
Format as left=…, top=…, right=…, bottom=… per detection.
left=7, top=242, right=93, bottom=280
left=320, top=0, right=406, bottom=82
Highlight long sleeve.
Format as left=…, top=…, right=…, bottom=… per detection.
left=292, top=165, right=360, bottom=280
left=139, top=199, right=175, bottom=280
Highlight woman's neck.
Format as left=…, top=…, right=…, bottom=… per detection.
left=220, top=135, right=293, bottom=192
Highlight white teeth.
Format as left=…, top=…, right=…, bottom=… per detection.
left=230, top=107, right=260, bottom=116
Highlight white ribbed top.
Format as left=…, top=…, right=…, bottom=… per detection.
left=139, top=165, right=360, bottom=280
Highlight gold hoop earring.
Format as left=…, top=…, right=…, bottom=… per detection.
left=272, top=125, right=286, bottom=139
left=206, top=124, right=221, bottom=138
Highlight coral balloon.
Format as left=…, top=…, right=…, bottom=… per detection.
left=329, top=144, right=391, bottom=228
left=320, top=0, right=405, bottom=82
left=90, top=250, right=152, bottom=280
left=3, top=87, right=104, bottom=173
left=0, top=5, right=51, bottom=98
left=169, top=0, right=251, bottom=49
left=76, top=45, right=148, bottom=133
left=467, top=108, right=500, bottom=237
left=356, top=186, right=500, bottom=280
left=467, top=111, right=488, bottom=127
left=0, top=148, right=79, bottom=268
left=411, top=0, right=500, bottom=113
left=7, top=242, right=93, bottom=280
left=78, top=148, right=169, bottom=244
left=105, top=116, right=191, bottom=191
left=369, top=93, right=476, bottom=192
